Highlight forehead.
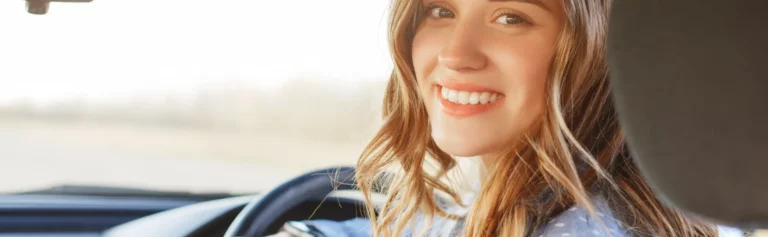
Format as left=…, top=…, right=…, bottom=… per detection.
left=487, top=0, right=558, bottom=13
left=425, top=0, right=561, bottom=13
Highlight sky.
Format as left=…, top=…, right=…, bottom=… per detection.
left=0, top=0, right=393, bottom=105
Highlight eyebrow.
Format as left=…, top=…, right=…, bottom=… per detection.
left=487, top=0, right=552, bottom=12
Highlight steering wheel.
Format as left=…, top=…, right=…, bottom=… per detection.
left=223, top=166, right=359, bottom=237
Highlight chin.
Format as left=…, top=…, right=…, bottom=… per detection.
left=432, top=135, right=501, bottom=158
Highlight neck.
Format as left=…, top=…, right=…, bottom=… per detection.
left=478, top=153, right=500, bottom=183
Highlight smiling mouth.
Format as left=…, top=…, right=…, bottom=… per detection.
left=440, top=86, right=504, bottom=105
left=436, top=85, right=505, bottom=117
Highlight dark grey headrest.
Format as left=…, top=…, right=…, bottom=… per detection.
left=607, top=0, right=768, bottom=229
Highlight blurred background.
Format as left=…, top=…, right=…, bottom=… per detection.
left=0, top=0, right=393, bottom=194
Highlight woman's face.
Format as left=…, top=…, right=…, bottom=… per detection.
left=413, top=0, right=564, bottom=158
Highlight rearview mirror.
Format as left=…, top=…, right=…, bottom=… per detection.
left=26, top=0, right=93, bottom=15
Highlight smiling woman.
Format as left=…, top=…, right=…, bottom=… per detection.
left=269, top=0, right=743, bottom=236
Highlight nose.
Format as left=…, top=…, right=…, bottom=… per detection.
left=437, top=21, right=488, bottom=72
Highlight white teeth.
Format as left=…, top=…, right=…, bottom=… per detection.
left=447, top=89, right=459, bottom=103
left=468, top=92, right=480, bottom=105
left=479, top=92, right=490, bottom=104
left=440, top=87, right=502, bottom=105
left=457, top=91, right=470, bottom=105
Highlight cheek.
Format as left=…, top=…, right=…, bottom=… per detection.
left=491, top=35, right=555, bottom=82
left=411, top=29, right=445, bottom=111
left=412, top=30, right=443, bottom=84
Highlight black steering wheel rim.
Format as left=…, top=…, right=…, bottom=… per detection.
left=223, top=166, right=358, bottom=237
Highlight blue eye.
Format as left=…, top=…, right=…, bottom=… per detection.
left=427, top=6, right=455, bottom=19
left=494, top=14, right=526, bottom=25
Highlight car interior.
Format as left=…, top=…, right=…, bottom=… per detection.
left=1, top=0, right=766, bottom=236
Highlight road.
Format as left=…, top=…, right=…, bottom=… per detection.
left=0, top=118, right=363, bottom=194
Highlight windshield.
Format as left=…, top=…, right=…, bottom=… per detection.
left=0, top=0, right=391, bottom=194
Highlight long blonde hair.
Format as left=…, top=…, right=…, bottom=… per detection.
left=356, top=0, right=718, bottom=236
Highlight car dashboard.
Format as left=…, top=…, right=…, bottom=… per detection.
left=0, top=191, right=370, bottom=237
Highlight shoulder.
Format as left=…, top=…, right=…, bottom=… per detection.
left=534, top=198, right=744, bottom=237
left=533, top=202, right=628, bottom=237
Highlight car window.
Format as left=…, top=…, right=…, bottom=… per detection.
left=0, top=0, right=392, bottom=194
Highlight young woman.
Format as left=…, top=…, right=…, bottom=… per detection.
left=270, top=0, right=743, bottom=236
